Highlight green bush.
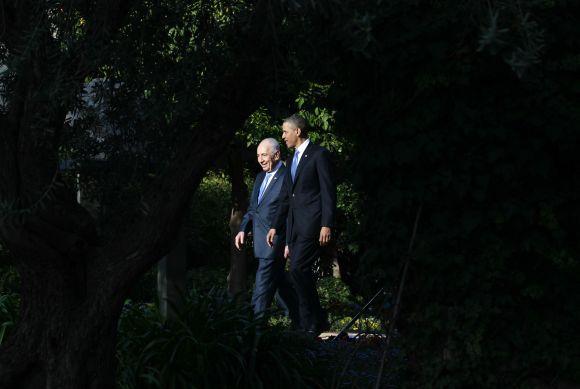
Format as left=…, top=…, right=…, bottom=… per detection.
left=116, top=289, right=330, bottom=388
left=188, top=265, right=229, bottom=293
left=317, top=277, right=382, bottom=332
left=312, top=1, right=580, bottom=386
left=187, top=172, right=232, bottom=266
left=0, top=266, right=19, bottom=295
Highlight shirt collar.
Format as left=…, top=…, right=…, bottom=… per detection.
left=267, top=161, right=282, bottom=175
left=295, top=138, right=310, bottom=155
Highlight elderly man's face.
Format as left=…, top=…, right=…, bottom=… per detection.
left=257, top=142, right=280, bottom=172
left=281, top=122, right=300, bottom=148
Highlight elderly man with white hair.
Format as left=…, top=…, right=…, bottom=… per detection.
left=235, top=138, right=299, bottom=323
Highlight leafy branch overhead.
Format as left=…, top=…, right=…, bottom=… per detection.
left=478, top=2, right=545, bottom=78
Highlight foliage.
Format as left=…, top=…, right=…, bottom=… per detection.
left=3, top=0, right=579, bottom=387
left=291, top=0, right=580, bottom=386
left=52, top=0, right=292, bottom=246
left=187, top=171, right=232, bottom=266
left=0, top=266, right=19, bottom=296
left=188, top=265, right=229, bottom=293
left=317, top=277, right=380, bottom=333
left=318, top=278, right=359, bottom=323
left=116, top=289, right=330, bottom=389
left=0, top=246, right=19, bottom=295
left=0, top=1, right=330, bottom=386
left=241, top=108, right=284, bottom=153
left=0, top=293, right=19, bottom=346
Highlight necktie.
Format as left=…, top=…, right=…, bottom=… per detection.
left=258, top=173, right=271, bottom=204
left=291, top=151, right=300, bottom=182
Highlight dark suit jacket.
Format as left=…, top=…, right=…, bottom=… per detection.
left=239, top=164, right=287, bottom=259
left=273, top=142, right=336, bottom=243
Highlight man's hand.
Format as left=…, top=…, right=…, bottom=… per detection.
left=319, top=227, right=331, bottom=246
left=284, top=245, right=290, bottom=259
left=234, top=231, right=245, bottom=250
left=266, top=228, right=276, bottom=247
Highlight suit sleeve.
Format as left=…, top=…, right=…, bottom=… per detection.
left=239, top=179, right=258, bottom=233
left=272, top=169, right=290, bottom=232
left=317, top=148, right=337, bottom=228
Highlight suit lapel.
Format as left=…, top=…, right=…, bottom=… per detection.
left=286, top=156, right=293, bottom=184
left=257, top=165, right=285, bottom=207
left=292, top=142, right=315, bottom=189
left=254, top=172, right=265, bottom=206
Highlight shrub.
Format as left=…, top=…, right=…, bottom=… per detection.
left=116, top=289, right=330, bottom=388
left=0, top=245, right=19, bottom=294
left=186, top=172, right=232, bottom=266
left=0, top=266, right=19, bottom=295
left=0, top=293, right=19, bottom=346
left=317, top=277, right=383, bottom=332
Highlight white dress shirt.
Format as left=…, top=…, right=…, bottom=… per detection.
left=258, top=161, right=282, bottom=203
left=294, top=138, right=310, bottom=166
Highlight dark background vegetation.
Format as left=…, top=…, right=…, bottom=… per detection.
left=1, top=0, right=580, bottom=387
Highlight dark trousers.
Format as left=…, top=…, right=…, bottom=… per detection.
left=289, top=237, right=327, bottom=332
left=252, top=257, right=300, bottom=325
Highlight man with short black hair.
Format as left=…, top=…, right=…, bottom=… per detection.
left=267, top=114, right=336, bottom=335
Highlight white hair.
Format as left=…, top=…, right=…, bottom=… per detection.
left=259, top=138, right=280, bottom=156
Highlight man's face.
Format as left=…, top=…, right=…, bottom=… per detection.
left=257, top=143, right=280, bottom=172
left=281, top=122, right=300, bottom=148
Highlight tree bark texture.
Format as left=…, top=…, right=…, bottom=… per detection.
left=0, top=265, right=120, bottom=388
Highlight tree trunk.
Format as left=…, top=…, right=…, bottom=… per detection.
left=0, top=263, right=122, bottom=388
left=227, top=146, right=249, bottom=297
left=158, top=226, right=187, bottom=322
left=0, top=115, right=260, bottom=389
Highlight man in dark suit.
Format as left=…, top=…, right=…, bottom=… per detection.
left=267, top=114, right=337, bottom=335
left=235, top=138, right=299, bottom=323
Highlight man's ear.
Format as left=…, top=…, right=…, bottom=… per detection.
left=296, top=127, right=302, bottom=137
